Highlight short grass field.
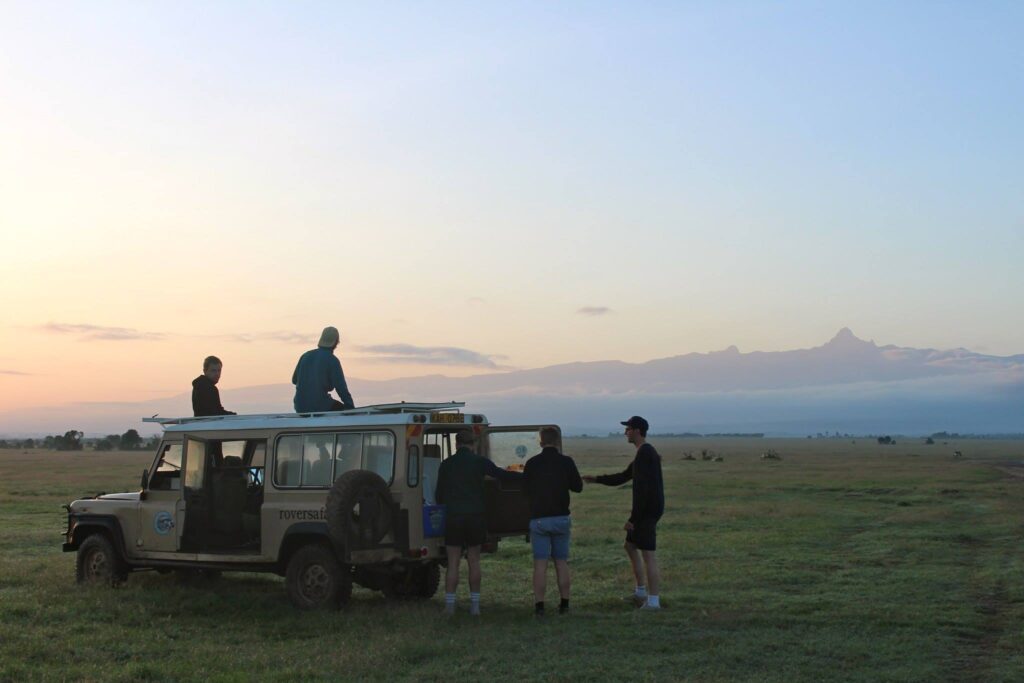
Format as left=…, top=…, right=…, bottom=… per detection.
left=2, top=437, right=1024, bottom=682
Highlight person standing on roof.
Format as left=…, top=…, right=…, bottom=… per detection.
left=192, top=356, right=236, bottom=417
left=292, top=326, right=355, bottom=413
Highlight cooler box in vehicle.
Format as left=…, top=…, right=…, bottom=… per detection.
left=422, top=504, right=446, bottom=538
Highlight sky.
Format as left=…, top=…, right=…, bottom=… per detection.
left=1, top=1, right=1022, bottom=412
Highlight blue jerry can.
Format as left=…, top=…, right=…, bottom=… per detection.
left=422, top=504, right=446, bottom=538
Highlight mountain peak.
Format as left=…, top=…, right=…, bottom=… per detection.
left=825, top=327, right=874, bottom=349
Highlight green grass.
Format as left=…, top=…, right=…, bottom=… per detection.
left=2, top=438, right=1024, bottom=681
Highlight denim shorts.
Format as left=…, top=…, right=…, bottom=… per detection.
left=529, top=515, right=571, bottom=560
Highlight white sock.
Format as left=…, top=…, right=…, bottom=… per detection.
left=635, top=585, right=648, bottom=598
left=646, top=595, right=660, bottom=607
left=470, top=592, right=480, bottom=605
left=445, top=593, right=456, bottom=606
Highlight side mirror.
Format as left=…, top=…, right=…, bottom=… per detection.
left=140, top=469, right=149, bottom=490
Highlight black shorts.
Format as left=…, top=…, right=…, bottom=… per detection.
left=444, top=513, right=487, bottom=548
left=626, top=517, right=660, bottom=551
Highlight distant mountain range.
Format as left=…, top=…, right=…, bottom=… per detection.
left=3, top=329, right=1023, bottom=436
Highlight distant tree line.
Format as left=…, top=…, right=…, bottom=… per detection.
left=0, top=429, right=159, bottom=451
left=602, top=432, right=764, bottom=438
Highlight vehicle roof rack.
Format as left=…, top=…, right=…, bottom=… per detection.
left=141, top=401, right=466, bottom=426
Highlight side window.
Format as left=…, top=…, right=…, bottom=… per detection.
left=302, top=434, right=336, bottom=487
left=275, top=435, right=303, bottom=487
left=407, top=445, right=420, bottom=487
left=363, top=432, right=395, bottom=483
left=184, top=439, right=206, bottom=489
left=273, top=431, right=395, bottom=488
left=334, top=433, right=363, bottom=479
left=248, top=441, right=266, bottom=487
left=149, top=443, right=183, bottom=491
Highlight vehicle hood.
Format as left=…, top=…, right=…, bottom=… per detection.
left=96, top=492, right=141, bottom=501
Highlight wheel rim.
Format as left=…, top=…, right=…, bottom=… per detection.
left=85, top=549, right=109, bottom=580
left=300, top=563, right=332, bottom=603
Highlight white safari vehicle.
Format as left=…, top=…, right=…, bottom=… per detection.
left=63, top=402, right=559, bottom=609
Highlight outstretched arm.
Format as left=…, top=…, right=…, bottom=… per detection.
left=484, top=458, right=524, bottom=481
left=583, top=461, right=634, bottom=486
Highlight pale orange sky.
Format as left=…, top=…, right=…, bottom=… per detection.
left=2, top=3, right=1022, bottom=413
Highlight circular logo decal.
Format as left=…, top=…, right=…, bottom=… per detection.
left=515, top=445, right=528, bottom=458
left=153, top=511, right=175, bottom=535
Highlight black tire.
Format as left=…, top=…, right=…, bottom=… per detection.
left=326, top=470, right=394, bottom=549
left=75, top=534, right=127, bottom=586
left=285, top=544, right=352, bottom=610
left=384, top=562, right=441, bottom=600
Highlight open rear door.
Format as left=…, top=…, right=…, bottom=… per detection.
left=482, top=425, right=562, bottom=537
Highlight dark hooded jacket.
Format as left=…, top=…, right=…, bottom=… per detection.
left=192, top=376, right=235, bottom=417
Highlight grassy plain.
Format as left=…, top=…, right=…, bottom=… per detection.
left=1, top=437, right=1024, bottom=682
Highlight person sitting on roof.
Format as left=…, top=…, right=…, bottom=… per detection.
left=192, top=355, right=237, bottom=417
left=292, top=326, right=355, bottom=413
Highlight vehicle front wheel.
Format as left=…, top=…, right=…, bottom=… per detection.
left=75, top=534, right=127, bottom=586
left=285, top=544, right=351, bottom=610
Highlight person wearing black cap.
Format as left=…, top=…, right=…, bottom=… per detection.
left=583, top=415, right=664, bottom=610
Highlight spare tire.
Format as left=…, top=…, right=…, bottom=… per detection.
left=326, top=470, right=394, bottom=549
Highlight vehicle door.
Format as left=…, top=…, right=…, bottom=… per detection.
left=138, top=441, right=187, bottom=554
left=179, top=436, right=211, bottom=552
left=482, top=425, right=562, bottom=537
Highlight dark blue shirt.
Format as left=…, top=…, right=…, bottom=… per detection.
left=291, top=347, right=354, bottom=413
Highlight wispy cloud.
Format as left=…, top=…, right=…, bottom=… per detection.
left=0, top=369, right=32, bottom=376
left=357, top=343, right=511, bottom=369
left=220, top=331, right=310, bottom=344
left=577, top=306, right=612, bottom=316
left=39, top=323, right=166, bottom=341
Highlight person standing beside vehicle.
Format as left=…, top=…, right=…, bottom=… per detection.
left=435, top=430, right=522, bottom=616
left=523, top=426, right=583, bottom=617
left=292, top=326, right=355, bottom=413
left=583, top=415, right=665, bottom=610
left=192, top=356, right=236, bottom=417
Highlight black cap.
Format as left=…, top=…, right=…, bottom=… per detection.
left=620, top=416, right=649, bottom=432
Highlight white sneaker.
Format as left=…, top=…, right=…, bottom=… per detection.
left=639, top=601, right=661, bottom=611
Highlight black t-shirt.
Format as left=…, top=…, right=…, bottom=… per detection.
left=523, top=447, right=583, bottom=519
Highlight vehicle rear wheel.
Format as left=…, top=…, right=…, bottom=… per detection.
left=286, top=544, right=351, bottom=610
left=384, top=562, right=440, bottom=600
left=326, top=470, right=394, bottom=549
left=75, top=534, right=127, bottom=586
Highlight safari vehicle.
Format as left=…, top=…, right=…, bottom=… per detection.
left=63, top=402, right=558, bottom=609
